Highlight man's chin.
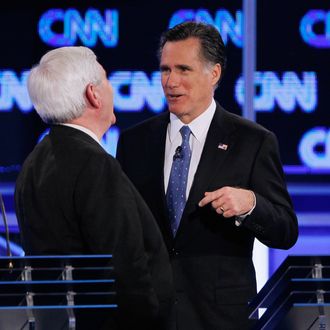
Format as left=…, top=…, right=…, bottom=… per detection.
left=168, top=106, right=184, bottom=117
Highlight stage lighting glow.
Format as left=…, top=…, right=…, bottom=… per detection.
left=110, top=71, right=165, bottom=113
left=299, top=127, right=330, bottom=168
left=0, top=70, right=32, bottom=112
left=300, top=10, right=330, bottom=48
left=235, top=71, right=317, bottom=113
left=38, top=8, right=119, bottom=47
left=169, top=9, right=243, bottom=47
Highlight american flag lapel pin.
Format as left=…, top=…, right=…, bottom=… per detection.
left=218, top=142, right=228, bottom=150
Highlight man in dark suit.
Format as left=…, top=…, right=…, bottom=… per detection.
left=15, top=46, right=174, bottom=329
left=116, top=22, right=298, bottom=329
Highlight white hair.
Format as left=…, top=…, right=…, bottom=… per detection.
left=27, top=46, right=103, bottom=124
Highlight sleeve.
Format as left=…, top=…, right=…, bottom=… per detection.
left=243, top=131, right=299, bottom=249
left=73, top=152, right=172, bottom=325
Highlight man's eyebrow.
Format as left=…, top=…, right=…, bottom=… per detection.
left=160, top=64, right=193, bottom=71
left=160, top=64, right=170, bottom=71
left=176, top=64, right=193, bottom=71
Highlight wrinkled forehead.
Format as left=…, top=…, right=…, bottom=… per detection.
left=161, top=38, right=203, bottom=62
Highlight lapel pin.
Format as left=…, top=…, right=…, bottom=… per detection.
left=218, top=143, right=228, bottom=150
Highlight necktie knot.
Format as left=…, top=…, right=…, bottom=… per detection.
left=179, top=126, right=191, bottom=157
left=180, top=125, right=191, bottom=142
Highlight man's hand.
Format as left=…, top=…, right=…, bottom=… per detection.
left=198, top=187, right=255, bottom=218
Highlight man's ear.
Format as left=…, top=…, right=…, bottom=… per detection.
left=211, top=63, right=221, bottom=86
left=86, top=83, right=101, bottom=108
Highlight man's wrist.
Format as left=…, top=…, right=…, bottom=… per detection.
left=235, top=190, right=256, bottom=226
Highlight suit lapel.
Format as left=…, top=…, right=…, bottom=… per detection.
left=148, top=114, right=174, bottom=239
left=149, top=114, right=168, bottom=196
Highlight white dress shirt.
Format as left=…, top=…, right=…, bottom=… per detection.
left=61, top=123, right=101, bottom=145
left=164, top=99, right=255, bottom=224
left=164, top=99, right=216, bottom=198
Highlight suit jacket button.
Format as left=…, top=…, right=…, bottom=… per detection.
left=171, top=248, right=179, bottom=256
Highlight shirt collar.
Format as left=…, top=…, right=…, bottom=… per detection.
left=61, top=123, right=101, bottom=144
left=168, top=98, right=216, bottom=142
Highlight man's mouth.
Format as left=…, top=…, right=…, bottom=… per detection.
left=167, top=93, right=183, bottom=101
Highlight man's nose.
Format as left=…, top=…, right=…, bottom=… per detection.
left=165, top=72, right=180, bottom=88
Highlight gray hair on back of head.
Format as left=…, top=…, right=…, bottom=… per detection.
left=27, top=46, right=103, bottom=124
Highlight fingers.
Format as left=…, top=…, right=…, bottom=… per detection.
left=198, top=190, right=223, bottom=207
left=198, top=189, right=229, bottom=216
left=215, top=204, right=225, bottom=215
left=216, top=206, right=227, bottom=216
left=215, top=205, right=234, bottom=217
left=198, top=187, right=254, bottom=218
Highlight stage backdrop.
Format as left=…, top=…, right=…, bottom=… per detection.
left=0, top=1, right=329, bottom=285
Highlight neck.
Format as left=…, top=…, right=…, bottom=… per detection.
left=67, top=118, right=106, bottom=141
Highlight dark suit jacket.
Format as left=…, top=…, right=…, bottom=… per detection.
left=116, top=103, right=298, bottom=330
left=15, top=125, right=174, bottom=330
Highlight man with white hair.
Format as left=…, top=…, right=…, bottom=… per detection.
left=15, top=46, right=174, bottom=329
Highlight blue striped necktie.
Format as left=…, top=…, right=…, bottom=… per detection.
left=166, top=125, right=192, bottom=236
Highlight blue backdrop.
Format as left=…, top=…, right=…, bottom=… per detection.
left=0, top=1, right=329, bottom=282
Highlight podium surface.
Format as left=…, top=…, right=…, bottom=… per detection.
left=250, top=255, right=330, bottom=330
left=0, top=255, right=116, bottom=329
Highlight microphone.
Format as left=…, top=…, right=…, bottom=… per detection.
left=0, top=193, right=13, bottom=271
left=173, top=146, right=182, bottom=160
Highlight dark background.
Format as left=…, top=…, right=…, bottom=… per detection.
left=0, top=0, right=329, bottom=280
left=1, top=1, right=328, bottom=184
